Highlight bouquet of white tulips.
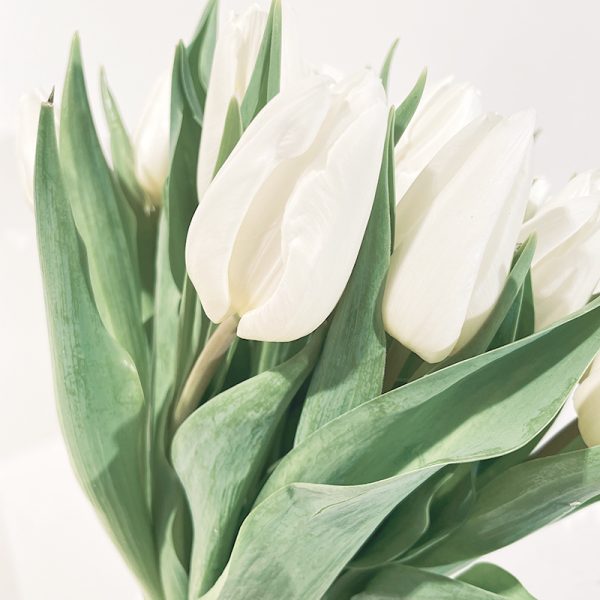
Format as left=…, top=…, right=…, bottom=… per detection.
left=24, top=0, right=600, bottom=598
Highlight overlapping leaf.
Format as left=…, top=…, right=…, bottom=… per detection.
left=35, top=102, right=161, bottom=599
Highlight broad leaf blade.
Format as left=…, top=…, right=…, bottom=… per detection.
left=350, top=564, right=507, bottom=599
left=59, top=34, right=150, bottom=388
left=204, top=300, right=600, bottom=599
left=458, top=563, right=536, bottom=600
left=35, top=102, right=161, bottom=598
left=295, top=110, right=395, bottom=443
left=413, top=446, right=600, bottom=567
left=173, top=333, right=323, bottom=597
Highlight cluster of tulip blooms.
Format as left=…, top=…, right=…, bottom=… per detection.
left=21, top=0, right=600, bottom=598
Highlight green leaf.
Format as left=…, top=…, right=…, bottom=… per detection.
left=203, top=299, right=600, bottom=599
left=100, top=69, right=159, bottom=297
left=458, top=563, right=536, bottom=600
left=99, top=69, right=148, bottom=208
left=34, top=102, right=161, bottom=599
left=167, top=43, right=202, bottom=287
left=172, top=332, right=323, bottom=597
left=212, top=97, right=243, bottom=176
left=379, top=39, right=399, bottom=93
left=516, top=270, right=535, bottom=339
left=394, top=68, right=427, bottom=144
left=346, top=564, right=508, bottom=599
left=350, top=470, right=450, bottom=569
left=59, top=34, right=150, bottom=390
left=295, top=110, right=395, bottom=443
left=188, top=0, right=219, bottom=100
left=412, top=445, right=600, bottom=567
left=240, top=0, right=282, bottom=127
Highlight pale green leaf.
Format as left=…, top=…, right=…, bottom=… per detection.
left=413, top=446, right=600, bottom=567
left=173, top=333, right=323, bottom=597
left=35, top=102, right=161, bottom=599
left=394, top=68, right=427, bottom=144
left=59, top=34, right=150, bottom=390
left=379, top=38, right=399, bottom=93
left=458, top=563, right=536, bottom=600
left=349, top=564, right=507, bottom=599
left=203, top=299, right=600, bottom=599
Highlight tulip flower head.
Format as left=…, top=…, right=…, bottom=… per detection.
left=394, top=79, right=483, bottom=202
left=186, top=71, right=388, bottom=342
left=133, top=71, right=171, bottom=205
left=519, top=170, right=600, bottom=330
left=384, top=110, right=535, bottom=363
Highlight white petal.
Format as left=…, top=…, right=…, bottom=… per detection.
left=384, top=111, right=535, bottom=363
left=394, top=80, right=483, bottom=201
left=553, top=169, right=600, bottom=204
left=530, top=214, right=600, bottom=329
left=196, top=6, right=268, bottom=200
left=134, top=71, right=171, bottom=203
left=525, top=176, right=551, bottom=220
left=17, top=91, right=46, bottom=207
left=186, top=76, right=333, bottom=324
left=574, top=369, right=600, bottom=446
left=237, top=99, right=388, bottom=341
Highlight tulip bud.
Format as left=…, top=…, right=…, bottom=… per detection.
left=574, top=355, right=600, bottom=446
left=186, top=72, right=388, bottom=342
left=384, top=110, right=535, bottom=363
left=17, top=90, right=47, bottom=206
left=519, top=170, right=600, bottom=330
left=197, top=3, right=307, bottom=200
left=133, top=71, right=171, bottom=205
left=394, top=79, right=483, bottom=201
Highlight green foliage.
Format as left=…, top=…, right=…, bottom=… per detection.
left=33, top=5, right=600, bottom=599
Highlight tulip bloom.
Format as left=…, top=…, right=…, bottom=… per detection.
left=197, top=3, right=306, bottom=200
left=186, top=72, right=387, bottom=342
left=17, top=90, right=48, bottom=206
left=574, top=354, right=600, bottom=446
left=384, top=111, right=535, bottom=363
left=394, top=79, right=483, bottom=201
left=519, top=170, right=600, bottom=330
left=133, top=71, right=171, bottom=204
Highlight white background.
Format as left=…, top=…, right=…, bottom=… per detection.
left=1, top=1, right=600, bottom=598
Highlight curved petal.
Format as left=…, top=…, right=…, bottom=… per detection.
left=394, top=80, right=483, bottom=201
left=531, top=217, right=600, bottom=329
left=384, top=111, right=535, bottom=363
left=237, top=100, right=388, bottom=341
left=186, top=76, right=333, bottom=324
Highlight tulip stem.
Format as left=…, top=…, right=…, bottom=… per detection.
left=172, top=314, right=240, bottom=428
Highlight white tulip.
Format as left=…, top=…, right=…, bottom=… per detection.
left=525, top=176, right=551, bottom=220
left=133, top=71, right=171, bottom=204
left=197, top=3, right=307, bottom=201
left=519, top=170, right=600, bottom=330
left=186, top=71, right=388, bottom=342
left=17, top=90, right=48, bottom=206
left=394, top=78, right=483, bottom=202
left=574, top=355, right=600, bottom=446
left=384, top=111, right=535, bottom=363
